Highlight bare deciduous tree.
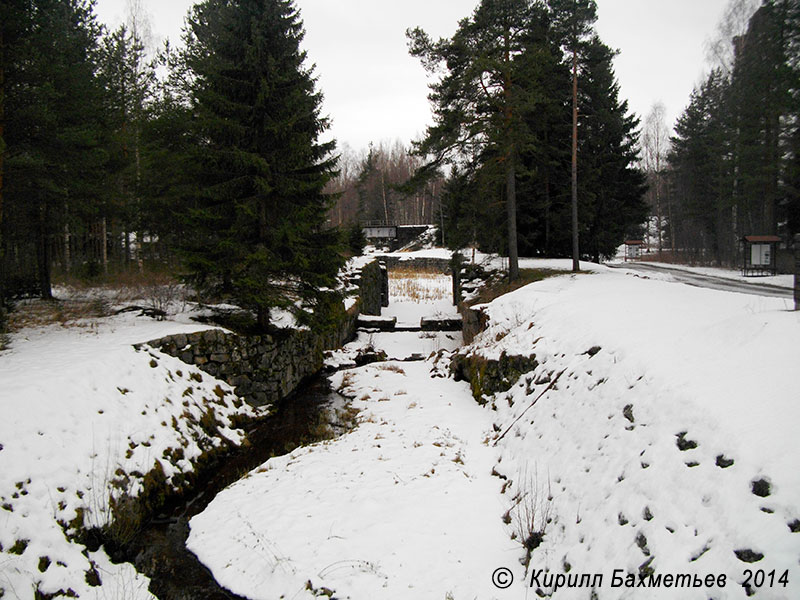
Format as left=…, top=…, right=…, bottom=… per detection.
left=641, top=102, right=671, bottom=253
left=704, top=0, right=759, bottom=74
left=324, top=140, right=444, bottom=229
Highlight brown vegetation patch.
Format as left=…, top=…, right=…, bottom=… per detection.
left=464, top=268, right=566, bottom=307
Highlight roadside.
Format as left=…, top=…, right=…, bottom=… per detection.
left=608, top=261, right=793, bottom=298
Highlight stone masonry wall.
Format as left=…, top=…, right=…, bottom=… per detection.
left=377, top=255, right=451, bottom=274
left=357, top=260, right=385, bottom=315
left=460, top=304, right=490, bottom=345
left=142, top=260, right=384, bottom=408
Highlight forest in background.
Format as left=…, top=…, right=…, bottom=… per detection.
left=1, top=0, right=799, bottom=333
left=0, top=0, right=445, bottom=333
left=404, top=0, right=647, bottom=270
left=324, top=140, right=445, bottom=230
left=641, top=0, right=800, bottom=265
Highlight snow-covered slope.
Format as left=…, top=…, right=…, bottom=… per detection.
left=473, top=270, right=799, bottom=598
left=0, top=310, right=257, bottom=599
left=188, top=268, right=799, bottom=600
left=4, top=265, right=797, bottom=599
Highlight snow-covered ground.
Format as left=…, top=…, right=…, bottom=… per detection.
left=609, top=260, right=794, bottom=289
left=0, top=299, right=258, bottom=599
left=339, top=263, right=463, bottom=361
left=188, top=359, right=510, bottom=599
left=3, top=256, right=798, bottom=599
left=382, top=268, right=459, bottom=327
left=188, top=268, right=799, bottom=600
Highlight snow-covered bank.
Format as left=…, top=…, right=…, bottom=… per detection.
left=188, top=268, right=798, bottom=599
left=0, top=309, right=258, bottom=599
left=188, top=360, right=511, bottom=599
left=472, top=270, right=799, bottom=599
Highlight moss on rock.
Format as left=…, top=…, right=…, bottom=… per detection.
left=450, top=351, right=538, bottom=403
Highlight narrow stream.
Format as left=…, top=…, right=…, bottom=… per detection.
left=113, top=375, right=347, bottom=600
left=111, top=266, right=459, bottom=599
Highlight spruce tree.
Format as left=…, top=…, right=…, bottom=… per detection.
left=577, top=37, right=647, bottom=262
left=669, top=70, right=732, bottom=262
left=3, top=0, right=105, bottom=296
left=514, top=10, right=572, bottom=257
left=183, top=0, right=341, bottom=330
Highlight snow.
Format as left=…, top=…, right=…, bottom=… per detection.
left=379, top=247, right=453, bottom=261
left=189, top=267, right=799, bottom=600
left=3, top=259, right=798, bottom=599
left=0, top=301, right=258, bottom=599
left=188, top=360, right=512, bottom=600
left=461, top=251, right=610, bottom=274
left=609, top=260, right=794, bottom=289
left=470, top=271, right=799, bottom=598
left=345, top=330, right=463, bottom=361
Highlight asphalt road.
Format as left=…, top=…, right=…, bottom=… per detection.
left=608, top=262, right=794, bottom=300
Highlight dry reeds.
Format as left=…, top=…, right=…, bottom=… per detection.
left=388, top=267, right=451, bottom=302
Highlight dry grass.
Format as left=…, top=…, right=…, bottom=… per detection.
left=57, top=270, right=187, bottom=309
left=6, top=270, right=188, bottom=333
left=388, top=267, right=451, bottom=302
left=464, top=269, right=565, bottom=307
left=6, top=297, right=111, bottom=332
left=509, top=465, right=552, bottom=567
left=376, top=364, right=406, bottom=375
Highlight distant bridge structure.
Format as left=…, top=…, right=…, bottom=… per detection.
left=361, top=222, right=433, bottom=249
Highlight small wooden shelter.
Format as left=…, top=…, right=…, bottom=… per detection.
left=741, top=235, right=781, bottom=276
left=623, top=240, right=645, bottom=261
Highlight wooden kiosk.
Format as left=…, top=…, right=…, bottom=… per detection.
left=741, top=235, right=781, bottom=276
left=623, top=240, right=645, bottom=262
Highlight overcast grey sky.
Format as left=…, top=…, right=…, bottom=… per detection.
left=94, top=0, right=732, bottom=151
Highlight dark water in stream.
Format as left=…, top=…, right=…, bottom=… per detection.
left=114, top=375, right=346, bottom=600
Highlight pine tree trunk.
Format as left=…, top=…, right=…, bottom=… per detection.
left=502, top=33, right=519, bottom=283
left=63, top=222, right=71, bottom=274
left=506, top=153, right=519, bottom=282
left=544, top=169, right=551, bottom=254
left=101, top=217, right=108, bottom=275
left=0, top=25, right=5, bottom=294
left=571, top=48, right=580, bottom=272
left=656, top=155, right=663, bottom=253
left=37, top=209, right=52, bottom=299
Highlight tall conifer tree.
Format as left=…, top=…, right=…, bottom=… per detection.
left=183, top=0, right=341, bottom=330
left=577, top=37, right=647, bottom=261
left=407, top=0, right=542, bottom=281
left=3, top=0, right=105, bottom=296
left=549, top=0, right=597, bottom=270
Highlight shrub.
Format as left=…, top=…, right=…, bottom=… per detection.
left=509, top=466, right=552, bottom=567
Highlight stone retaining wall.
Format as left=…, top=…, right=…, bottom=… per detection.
left=459, top=304, right=490, bottom=344
left=143, top=259, right=384, bottom=408
left=450, top=351, right=539, bottom=403
left=144, top=309, right=354, bottom=408
left=377, top=255, right=452, bottom=274
left=357, top=260, right=387, bottom=315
